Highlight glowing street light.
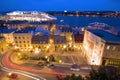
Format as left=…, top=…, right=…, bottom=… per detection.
left=45, top=56, right=48, bottom=59
left=29, top=46, right=33, bottom=49
left=18, top=53, right=21, bottom=56
left=63, top=45, right=67, bottom=48
left=59, top=60, right=62, bottom=63
left=46, top=45, right=50, bottom=49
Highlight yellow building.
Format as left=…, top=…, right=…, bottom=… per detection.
left=53, top=35, right=66, bottom=52
left=83, top=29, right=120, bottom=66
left=13, top=27, right=34, bottom=51
left=60, top=27, right=73, bottom=43
left=0, top=36, right=7, bottom=53
left=31, top=35, right=50, bottom=53
left=0, top=27, right=16, bottom=44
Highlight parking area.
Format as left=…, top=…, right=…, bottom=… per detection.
left=54, top=52, right=87, bottom=65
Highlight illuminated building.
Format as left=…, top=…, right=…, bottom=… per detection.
left=0, top=36, right=7, bottom=53
left=0, top=27, right=16, bottom=44
left=13, top=27, right=50, bottom=51
left=53, top=35, right=66, bottom=52
left=60, top=27, right=73, bottom=42
left=13, top=27, right=35, bottom=51
left=0, top=11, right=57, bottom=22
left=83, top=29, right=120, bottom=66
left=31, top=35, right=50, bottom=53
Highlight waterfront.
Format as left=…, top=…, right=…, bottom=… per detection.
left=55, top=15, right=120, bottom=32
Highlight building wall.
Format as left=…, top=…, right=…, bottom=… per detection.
left=0, top=37, right=7, bottom=53
left=32, top=44, right=49, bottom=53
left=83, top=30, right=105, bottom=65
left=103, top=44, right=120, bottom=59
left=60, top=32, right=72, bottom=42
left=0, top=33, right=14, bottom=44
left=54, top=44, right=66, bottom=52
left=13, top=32, right=33, bottom=51
left=83, top=30, right=120, bottom=66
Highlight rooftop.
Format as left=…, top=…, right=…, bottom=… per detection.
left=54, top=35, right=66, bottom=44
left=60, top=27, right=73, bottom=32
left=0, top=36, right=4, bottom=39
left=14, top=27, right=36, bottom=33
left=0, top=27, right=16, bottom=33
left=32, top=35, right=49, bottom=44
left=88, top=29, right=120, bottom=42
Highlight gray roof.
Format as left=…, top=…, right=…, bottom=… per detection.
left=0, top=27, right=16, bottom=33
left=88, top=29, right=120, bottom=42
left=54, top=35, right=66, bottom=44
left=0, top=36, right=4, bottom=39
left=32, top=35, right=49, bottom=44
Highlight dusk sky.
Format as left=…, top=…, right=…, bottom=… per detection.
left=0, top=0, right=120, bottom=12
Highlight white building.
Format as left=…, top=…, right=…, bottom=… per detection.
left=83, top=29, right=120, bottom=66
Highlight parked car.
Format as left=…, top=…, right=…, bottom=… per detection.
left=7, top=73, right=18, bottom=79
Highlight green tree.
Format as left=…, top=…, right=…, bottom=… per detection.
left=86, top=66, right=120, bottom=80
left=64, top=74, right=83, bottom=80
left=76, top=75, right=83, bottom=80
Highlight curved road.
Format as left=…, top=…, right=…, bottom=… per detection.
left=0, top=51, right=47, bottom=80
left=2, top=51, right=64, bottom=75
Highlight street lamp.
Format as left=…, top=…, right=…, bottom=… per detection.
left=59, top=60, right=62, bottom=63
left=63, top=45, right=66, bottom=49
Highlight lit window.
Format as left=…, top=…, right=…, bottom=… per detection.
left=107, top=46, right=110, bottom=50
left=112, top=46, right=116, bottom=50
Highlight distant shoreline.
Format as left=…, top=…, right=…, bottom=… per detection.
left=0, top=11, right=120, bottom=17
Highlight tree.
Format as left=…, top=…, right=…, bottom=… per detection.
left=63, top=74, right=83, bottom=80
left=86, top=66, right=120, bottom=80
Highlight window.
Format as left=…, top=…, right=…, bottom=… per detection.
left=16, top=41, right=18, bottom=43
left=15, top=37, right=17, bottom=39
left=23, top=41, right=25, bottom=43
left=107, top=46, right=110, bottom=50
left=19, top=41, right=21, bottom=43
left=19, top=37, right=21, bottom=39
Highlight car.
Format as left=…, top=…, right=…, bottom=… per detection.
left=49, top=64, right=55, bottom=68
left=37, top=62, right=45, bottom=67
left=7, top=73, right=18, bottom=79
left=70, top=64, right=80, bottom=71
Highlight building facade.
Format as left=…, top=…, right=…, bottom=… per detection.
left=13, top=27, right=34, bottom=51
left=83, top=29, right=120, bottom=66
left=0, top=27, right=16, bottom=44
left=0, top=36, right=7, bottom=53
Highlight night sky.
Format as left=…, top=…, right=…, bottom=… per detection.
left=0, top=0, right=120, bottom=12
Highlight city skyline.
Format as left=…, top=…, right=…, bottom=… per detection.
left=0, top=0, right=120, bottom=12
